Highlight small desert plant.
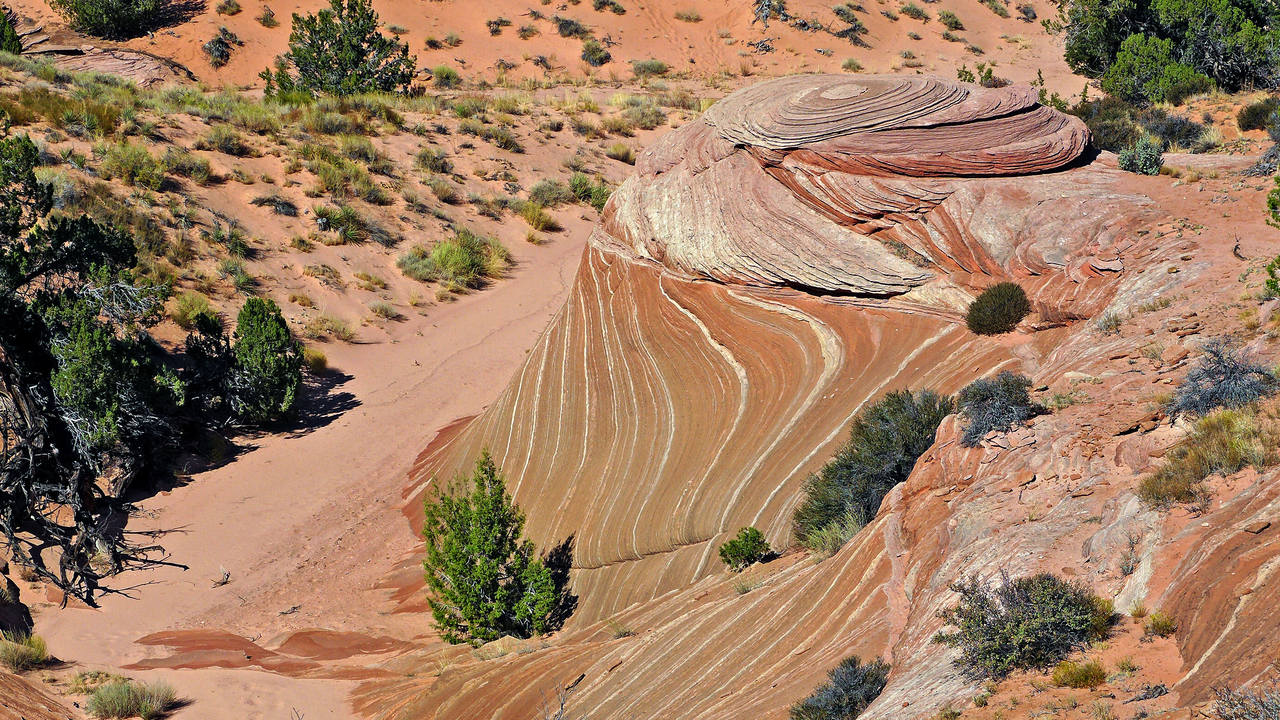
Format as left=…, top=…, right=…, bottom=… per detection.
left=939, top=10, right=963, bottom=29
left=900, top=3, right=929, bottom=21
left=250, top=192, right=299, bottom=216
left=1140, top=408, right=1275, bottom=508
left=97, top=142, right=165, bottom=189
left=605, top=142, right=635, bottom=164
left=301, top=346, right=328, bottom=373
left=1238, top=97, right=1280, bottom=131
left=197, top=124, right=253, bottom=156
left=790, top=655, right=890, bottom=720
left=433, top=65, right=462, bottom=89
left=794, top=389, right=953, bottom=550
left=203, top=26, right=243, bottom=68
left=957, top=372, right=1038, bottom=447
left=86, top=680, right=176, bottom=720
left=398, top=228, right=510, bottom=289
left=302, top=314, right=355, bottom=342
left=933, top=572, right=1114, bottom=679
left=581, top=39, right=612, bottom=67
left=370, top=300, right=401, bottom=320
left=170, top=291, right=216, bottom=330
left=1118, top=136, right=1164, bottom=175
left=518, top=202, right=561, bottom=232
left=0, top=631, right=49, bottom=671
left=675, top=10, right=701, bottom=22
left=216, top=0, right=240, bottom=14
left=1213, top=683, right=1280, bottom=720
left=1144, top=610, right=1177, bottom=637
left=1169, top=340, right=1277, bottom=417
left=842, top=58, right=863, bottom=72
left=1052, top=659, right=1107, bottom=688
left=416, top=147, right=453, bottom=174
left=631, top=58, right=668, bottom=77
left=161, top=148, right=212, bottom=184
left=718, top=526, right=770, bottom=572
left=529, top=179, right=575, bottom=207
left=257, top=5, right=278, bottom=26
left=966, top=281, right=1031, bottom=335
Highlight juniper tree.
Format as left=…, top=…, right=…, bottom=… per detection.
left=228, top=298, right=301, bottom=424
left=422, top=451, right=561, bottom=644
left=261, top=0, right=416, bottom=97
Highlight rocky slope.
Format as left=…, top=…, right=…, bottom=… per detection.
left=366, top=75, right=1280, bottom=719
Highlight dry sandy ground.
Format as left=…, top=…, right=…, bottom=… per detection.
left=27, top=223, right=586, bottom=718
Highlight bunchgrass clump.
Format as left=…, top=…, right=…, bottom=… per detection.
left=957, top=372, right=1038, bottom=447
left=86, top=680, right=176, bottom=720
left=793, top=389, right=953, bottom=553
left=1138, top=408, right=1274, bottom=509
left=933, top=572, right=1114, bottom=680
left=170, top=291, right=216, bottom=330
left=966, top=281, right=1031, bottom=335
left=0, top=631, right=49, bottom=672
left=1144, top=610, right=1177, bottom=637
left=97, top=142, right=165, bottom=189
left=397, top=228, right=510, bottom=289
left=790, top=655, right=890, bottom=720
left=1052, top=659, right=1107, bottom=688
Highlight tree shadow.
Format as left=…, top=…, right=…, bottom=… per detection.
left=279, top=369, right=360, bottom=438
left=141, top=0, right=207, bottom=35
left=543, top=534, right=578, bottom=630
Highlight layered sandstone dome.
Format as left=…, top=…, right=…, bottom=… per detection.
left=599, top=74, right=1120, bottom=300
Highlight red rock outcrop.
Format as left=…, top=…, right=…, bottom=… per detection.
left=371, top=75, right=1275, bottom=719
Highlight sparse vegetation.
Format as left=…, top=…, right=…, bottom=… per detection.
left=1138, top=408, right=1274, bottom=509
left=1052, top=659, right=1107, bottom=688
left=0, top=631, right=49, bottom=672
left=957, top=372, right=1038, bottom=447
left=718, top=526, right=771, bottom=572
left=790, top=655, right=890, bottom=720
left=86, top=679, right=177, bottom=720
left=965, top=281, right=1031, bottom=335
left=793, top=390, right=952, bottom=553
left=1213, top=683, right=1280, bottom=719
left=398, top=228, right=510, bottom=290
left=1169, top=340, right=1277, bottom=417
left=1144, top=610, right=1177, bottom=637
left=934, top=572, right=1114, bottom=679
left=581, top=39, right=612, bottom=67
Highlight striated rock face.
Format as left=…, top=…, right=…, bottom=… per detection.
left=371, top=75, right=1275, bottom=719
left=598, top=74, right=1126, bottom=301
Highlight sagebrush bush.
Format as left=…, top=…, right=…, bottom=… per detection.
left=86, top=680, right=176, bottom=720
left=1238, top=97, right=1280, bottom=131
left=1170, top=340, right=1277, bottom=417
left=1214, top=683, right=1280, bottom=720
left=718, top=526, right=770, bottom=572
left=1118, top=136, right=1164, bottom=175
left=957, top=372, right=1038, bottom=447
left=790, top=655, right=890, bottom=720
left=581, top=39, right=612, bottom=66
left=1139, top=408, right=1273, bottom=508
left=793, top=390, right=953, bottom=551
left=965, top=282, right=1030, bottom=335
left=933, top=572, right=1114, bottom=679
left=415, top=147, right=453, bottom=173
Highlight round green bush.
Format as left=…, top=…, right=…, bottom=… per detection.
left=1238, top=97, right=1280, bottom=132
left=965, top=282, right=1031, bottom=335
left=718, top=526, right=770, bottom=572
left=1118, top=136, right=1164, bottom=175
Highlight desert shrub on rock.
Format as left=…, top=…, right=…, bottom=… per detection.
left=957, top=372, right=1038, bottom=447
left=933, top=572, right=1114, bottom=679
left=422, top=451, right=571, bottom=644
left=719, top=526, right=770, bottom=572
left=790, top=655, right=890, bottom=720
left=965, top=282, right=1030, bottom=335
left=260, top=0, right=416, bottom=97
left=1170, top=340, right=1277, bottom=417
left=1138, top=408, right=1274, bottom=508
left=1118, top=136, right=1164, bottom=175
left=793, top=390, right=952, bottom=552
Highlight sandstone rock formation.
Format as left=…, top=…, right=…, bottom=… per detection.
left=368, top=76, right=1270, bottom=718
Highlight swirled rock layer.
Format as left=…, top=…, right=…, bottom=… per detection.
left=602, top=74, right=1097, bottom=297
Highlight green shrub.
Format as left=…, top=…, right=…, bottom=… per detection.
left=415, top=146, right=453, bottom=173
left=1116, top=135, right=1162, bottom=174
left=718, top=526, right=770, bottom=572
left=631, top=58, right=668, bottom=77
left=965, top=282, right=1030, bottom=335
left=398, top=228, right=509, bottom=289
left=1212, top=684, right=1280, bottom=718
left=957, top=372, right=1037, bottom=447
left=933, top=572, right=1114, bottom=679
left=793, top=389, right=952, bottom=551
left=250, top=192, right=299, bottom=216
left=1238, top=97, right=1280, bottom=131
left=161, top=147, right=212, bottom=184
left=529, top=179, right=575, bottom=207
left=581, top=39, right=612, bottom=66
left=97, top=142, right=165, bottom=189
left=518, top=202, right=560, bottom=232
left=49, top=0, right=163, bottom=39
left=86, top=680, right=176, bottom=720
left=900, top=3, right=929, bottom=21
left=196, top=124, right=253, bottom=156
left=1101, top=34, right=1212, bottom=105
left=423, top=451, right=571, bottom=644
left=1052, top=659, right=1107, bottom=688
left=203, top=26, right=243, bottom=68
left=790, top=655, right=890, bottom=720
left=1138, top=408, right=1273, bottom=509
left=842, top=58, right=863, bottom=72
left=301, top=345, right=327, bottom=373
left=553, top=15, right=591, bottom=38
left=170, top=291, right=216, bottom=330
left=433, top=65, right=461, bottom=89
left=0, top=631, right=49, bottom=672
left=426, top=176, right=460, bottom=204
left=230, top=297, right=302, bottom=424
left=938, top=10, right=963, bottom=30
left=1144, top=610, right=1176, bottom=637
left=605, top=142, right=635, bottom=164
left=261, top=0, right=416, bottom=96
